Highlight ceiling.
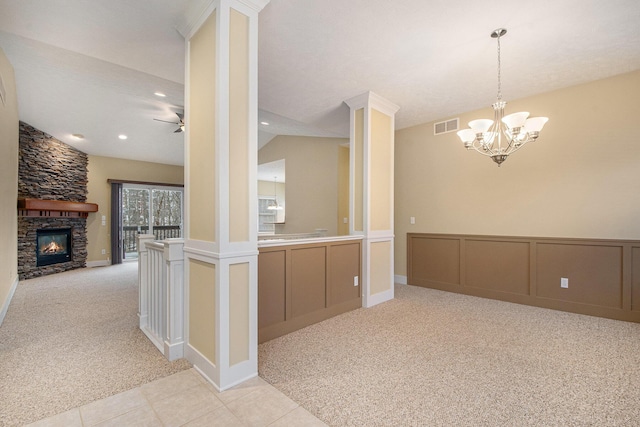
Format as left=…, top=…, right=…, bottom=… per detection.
left=1, top=0, right=639, bottom=166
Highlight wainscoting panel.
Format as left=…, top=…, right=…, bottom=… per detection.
left=466, top=239, right=530, bottom=295
left=258, top=238, right=362, bottom=343
left=408, top=233, right=640, bottom=323
left=408, top=236, right=460, bottom=286
left=291, top=247, right=327, bottom=318
left=536, top=243, right=622, bottom=308
left=632, top=247, right=640, bottom=312
left=329, top=242, right=361, bottom=306
left=257, top=250, right=286, bottom=329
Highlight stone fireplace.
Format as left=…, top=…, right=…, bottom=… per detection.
left=17, top=122, right=98, bottom=279
left=36, top=228, right=72, bottom=266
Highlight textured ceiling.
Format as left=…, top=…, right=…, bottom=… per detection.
left=1, top=0, right=639, bottom=166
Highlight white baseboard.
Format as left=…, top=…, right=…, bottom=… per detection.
left=141, top=326, right=164, bottom=354
left=364, top=288, right=394, bottom=308
left=164, top=340, right=185, bottom=361
left=186, top=343, right=219, bottom=391
left=0, top=275, right=19, bottom=326
left=394, top=274, right=407, bottom=285
left=87, top=260, right=111, bottom=268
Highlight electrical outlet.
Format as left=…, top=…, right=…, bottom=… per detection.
left=101, top=249, right=106, bottom=255
left=343, top=217, right=348, bottom=224
left=354, top=276, right=359, bottom=287
left=561, top=277, right=569, bottom=289
left=410, top=216, right=415, bottom=225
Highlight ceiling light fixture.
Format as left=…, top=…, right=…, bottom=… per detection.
left=456, top=29, right=548, bottom=166
left=118, top=134, right=128, bottom=140
left=260, top=121, right=270, bottom=126
left=267, top=176, right=283, bottom=210
left=154, top=92, right=166, bottom=97
left=71, top=133, right=84, bottom=140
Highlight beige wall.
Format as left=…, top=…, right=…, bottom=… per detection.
left=258, top=135, right=348, bottom=236
left=395, top=70, right=640, bottom=276
left=337, top=146, right=349, bottom=235
left=229, top=262, right=249, bottom=366
left=370, top=109, right=393, bottom=231
left=229, top=9, right=250, bottom=243
left=189, top=259, right=216, bottom=363
left=0, top=48, right=19, bottom=320
left=86, top=155, right=184, bottom=263
left=188, top=11, right=217, bottom=243
left=354, top=109, right=364, bottom=232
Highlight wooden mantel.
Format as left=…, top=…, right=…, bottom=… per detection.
left=18, top=198, right=99, bottom=218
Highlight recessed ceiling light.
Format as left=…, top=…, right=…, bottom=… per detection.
left=154, top=92, right=166, bottom=97
left=118, top=134, right=128, bottom=140
left=71, top=133, right=84, bottom=140
left=260, top=121, right=269, bottom=126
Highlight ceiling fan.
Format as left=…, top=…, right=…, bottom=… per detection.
left=154, top=112, right=185, bottom=133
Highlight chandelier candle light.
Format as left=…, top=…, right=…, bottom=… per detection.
left=456, top=28, right=548, bottom=166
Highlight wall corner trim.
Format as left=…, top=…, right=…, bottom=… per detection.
left=394, top=275, right=408, bottom=285
left=0, top=275, right=19, bottom=326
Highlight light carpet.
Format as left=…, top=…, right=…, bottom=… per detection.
left=0, top=263, right=190, bottom=427
left=258, top=285, right=640, bottom=426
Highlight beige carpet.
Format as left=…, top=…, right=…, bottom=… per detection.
left=258, top=285, right=640, bottom=426
left=0, top=263, right=190, bottom=427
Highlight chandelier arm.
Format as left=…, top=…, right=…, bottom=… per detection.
left=501, top=128, right=518, bottom=153
left=469, top=143, right=496, bottom=157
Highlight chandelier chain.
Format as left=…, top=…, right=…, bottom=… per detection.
left=497, top=33, right=502, bottom=101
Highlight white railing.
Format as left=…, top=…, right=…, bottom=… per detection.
left=137, top=234, right=184, bottom=361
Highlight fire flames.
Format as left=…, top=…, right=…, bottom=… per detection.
left=41, top=241, right=65, bottom=254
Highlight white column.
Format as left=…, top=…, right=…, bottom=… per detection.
left=163, top=238, right=185, bottom=361
left=181, top=0, right=268, bottom=391
left=345, top=92, right=399, bottom=308
left=137, top=234, right=155, bottom=329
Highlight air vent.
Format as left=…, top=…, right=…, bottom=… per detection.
left=434, top=118, right=459, bottom=135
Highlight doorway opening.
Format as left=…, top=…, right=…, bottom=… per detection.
left=119, top=184, right=184, bottom=261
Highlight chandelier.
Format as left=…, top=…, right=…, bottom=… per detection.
left=267, top=176, right=283, bottom=210
left=456, top=28, right=548, bottom=166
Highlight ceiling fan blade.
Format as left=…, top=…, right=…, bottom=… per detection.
left=174, top=127, right=182, bottom=133
left=154, top=118, right=178, bottom=124
left=176, top=112, right=184, bottom=121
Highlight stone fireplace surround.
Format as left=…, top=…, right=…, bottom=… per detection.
left=17, top=122, right=93, bottom=280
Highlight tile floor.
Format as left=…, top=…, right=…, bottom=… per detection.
left=26, top=369, right=327, bottom=427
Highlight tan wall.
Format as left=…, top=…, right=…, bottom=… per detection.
left=258, top=135, right=348, bottom=236
left=370, top=109, right=392, bottom=231
left=337, top=146, right=349, bottom=235
left=354, top=109, right=364, bottom=232
left=395, top=70, right=640, bottom=276
left=229, top=262, right=249, bottom=366
left=370, top=240, right=392, bottom=295
left=0, top=48, right=19, bottom=319
left=188, top=11, right=217, bottom=242
left=229, top=9, right=250, bottom=243
left=86, top=155, right=184, bottom=263
left=189, top=259, right=216, bottom=363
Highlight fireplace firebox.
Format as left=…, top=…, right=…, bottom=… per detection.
left=36, top=228, right=72, bottom=267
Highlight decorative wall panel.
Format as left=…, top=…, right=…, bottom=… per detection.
left=408, top=233, right=640, bottom=323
